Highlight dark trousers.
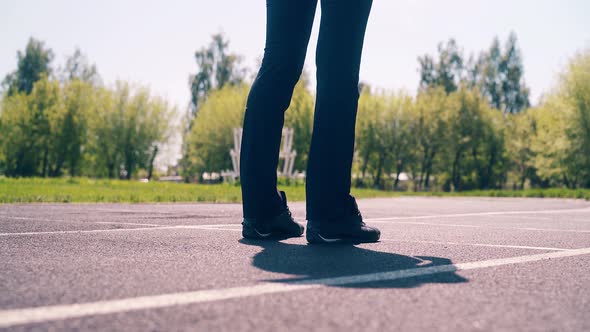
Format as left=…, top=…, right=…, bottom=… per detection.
left=240, top=0, right=373, bottom=220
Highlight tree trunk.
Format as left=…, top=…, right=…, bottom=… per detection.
left=485, top=143, right=497, bottom=189
left=452, top=150, right=462, bottom=191
left=358, top=149, right=371, bottom=187
left=373, top=152, right=385, bottom=189
left=394, top=160, right=404, bottom=191
left=41, top=148, right=49, bottom=177
left=424, top=149, right=436, bottom=191
left=418, top=147, right=429, bottom=191
left=147, top=146, right=159, bottom=180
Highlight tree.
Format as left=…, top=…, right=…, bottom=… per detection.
left=506, top=110, right=537, bottom=189
left=283, top=74, right=314, bottom=172
left=476, top=33, right=530, bottom=113
left=418, top=39, right=464, bottom=94
left=2, top=38, right=54, bottom=96
left=188, top=33, right=246, bottom=121
left=356, top=90, right=388, bottom=188
left=28, top=78, right=61, bottom=177
left=51, top=80, right=95, bottom=176
left=529, top=98, right=570, bottom=187
left=355, top=91, right=416, bottom=189
left=386, top=94, right=416, bottom=190
left=442, top=89, right=492, bottom=191
left=413, top=87, right=449, bottom=190
left=0, top=93, right=35, bottom=176
left=88, top=83, right=173, bottom=179
left=559, top=50, right=590, bottom=187
left=60, top=49, right=101, bottom=85
left=183, top=85, right=249, bottom=181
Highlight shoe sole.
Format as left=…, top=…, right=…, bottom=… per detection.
left=242, top=223, right=303, bottom=240
left=306, top=230, right=379, bottom=244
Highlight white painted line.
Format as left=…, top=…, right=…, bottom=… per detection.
left=179, top=224, right=241, bottom=229
left=379, top=239, right=574, bottom=251
left=368, top=220, right=590, bottom=233
left=0, top=226, right=180, bottom=236
left=94, top=222, right=163, bottom=227
left=1, top=216, right=58, bottom=222
left=509, top=215, right=552, bottom=221
left=1, top=217, right=165, bottom=227
left=363, top=207, right=590, bottom=222
left=0, top=225, right=237, bottom=237
left=1, top=247, right=590, bottom=328
left=3, top=219, right=588, bottom=236
left=196, top=227, right=242, bottom=232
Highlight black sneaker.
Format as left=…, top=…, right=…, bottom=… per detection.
left=306, top=195, right=380, bottom=244
left=242, top=191, right=304, bottom=239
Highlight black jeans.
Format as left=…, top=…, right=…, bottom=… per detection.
left=240, top=0, right=373, bottom=220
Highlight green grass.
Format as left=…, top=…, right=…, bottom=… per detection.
left=0, top=177, right=589, bottom=203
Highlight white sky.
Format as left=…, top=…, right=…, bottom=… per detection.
left=2, top=0, right=589, bottom=165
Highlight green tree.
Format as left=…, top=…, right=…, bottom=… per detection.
left=558, top=50, right=590, bottom=187
left=60, top=49, right=101, bottom=85
left=28, top=78, right=61, bottom=177
left=0, top=93, right=35, bottom=176
left=529, top=98, right=570, bottom=187
left=442, top=89, right=492, bottom=191
left=188, top=33, right=246, bottom=120
left=355, top=91, right=415, bottom=189
left=356, top=91, right=388, bottom=187
left=418, top=39, right=464, bottom=94
left=413, top=87, right=449, bottom=190
left=183, top=85, right=249, bottom=181
left=284, top=75, right=314, bottom=172
left=50, top=80, right=95, bottom=176
left=506, top=110, right=537, bottom=189
left=477, top=33, right=530, bottom=113
left=2, top=38, right=54, bottom=96
left=88, top=83, right=172, bottom=179
left=384, top=94, right=416, bottom=190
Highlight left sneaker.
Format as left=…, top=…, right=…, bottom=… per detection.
left=242, top=191, right=304, bottom=239
left=306, top=195, right=380, bottom=244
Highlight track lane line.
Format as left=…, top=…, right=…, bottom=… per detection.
left=379, top=239, right=575, bottom=251
left=363, top=207, right=590, bottom=222
left=1, top=247, right=590, bottom=328
left=365, top=220, right=590, bottom=233
left=0, top=225, right=238, bottom=236
left=94, top=222, right=163, bottom=227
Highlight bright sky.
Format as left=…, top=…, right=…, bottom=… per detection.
left=2, top=0, right=589, bottom=165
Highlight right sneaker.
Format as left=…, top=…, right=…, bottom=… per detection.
left=306, top=195, right=380, bottom=244
left=242, top=191, right=304, bottom=240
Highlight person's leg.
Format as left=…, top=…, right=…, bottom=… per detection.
left=241, top=0, right=317, bottom=219
left=306, top=0, right=373, bottom=221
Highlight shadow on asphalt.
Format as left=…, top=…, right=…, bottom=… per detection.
left=239, top=239, right=468, bottom=288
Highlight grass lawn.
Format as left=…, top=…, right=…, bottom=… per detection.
left=1, top=177, right=589, bottom=203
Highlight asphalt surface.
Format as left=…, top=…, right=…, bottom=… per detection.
left=1, top=197, right=589, bottom=331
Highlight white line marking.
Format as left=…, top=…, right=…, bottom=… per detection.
left=95, top=222, right=163, bottom=227
left=379, top=239, right=574, bottom=251
left=367, top=220, right=590, bottom=233
left=0, top=226, right=178, bottom=236
left=0, top=225, right=239, bottom=237
left=1, top=247, right=589, bottom=328
left=3, top=219, right=589, bottom=236
left=509, top=215, right=553, bottom=221
left=197, top=227, right=242, bottom=232
left=363, top=207, right=590, bottom=222
left=1, top=216, right=57, bottom=222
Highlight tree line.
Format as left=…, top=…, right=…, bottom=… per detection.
left=183, top=33, right=590, bottom=190
left=0, top=38, right=174, bottom=179
left=2, top=34, right=587, bottom=190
